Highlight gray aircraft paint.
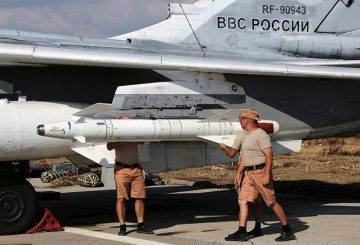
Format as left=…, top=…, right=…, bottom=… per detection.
left=2, top=0, right=360, bottom=235
left=0, top=0, right=359, bottom=143
left=112, top=0, right=360, bottom=139
left=116, top=0, right=360, bottom=59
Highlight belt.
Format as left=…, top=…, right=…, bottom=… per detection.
left=115, top=162, right=140, bottom=169
left=245, top=163, right=265, bottom=171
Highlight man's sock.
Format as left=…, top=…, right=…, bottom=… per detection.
left=282, top=224, right=291, bottom=233
left=254, top=222, right=261, bottom=230
left=238, top=226, right=246, bottom=233
left=120, top=224, right=126, bottom=231
left=137, top=222, right=145, bottom=229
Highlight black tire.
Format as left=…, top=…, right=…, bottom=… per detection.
left=0, top=175, right=38, bottom=235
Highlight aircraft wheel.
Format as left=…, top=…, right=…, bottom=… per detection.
left=0, top=176, right=38, bottom=235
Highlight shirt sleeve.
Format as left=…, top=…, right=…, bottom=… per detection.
left=257, top=131, right=272, bottom=151
left=231, top=132, right=246, bottom=150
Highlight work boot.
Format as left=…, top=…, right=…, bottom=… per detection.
left=275, top=226, right=296, bottom=242
left=247, top=227, right=264, bottom=239
left=137, top=223, right=154, bottom=234
left=224, top=227, right=248, bottom=241
left=118, top=224, right=126, bottom=236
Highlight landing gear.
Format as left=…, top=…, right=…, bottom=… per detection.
left=0, top=166, right=38, bottom=235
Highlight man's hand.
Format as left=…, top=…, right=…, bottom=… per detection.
left=220, top=143, right=238, bottom=158
left=234, top=172, right=242, bottom=186
left=219, top=143, right=227, bottom=151
left=262, top=173, right=270, bottom=185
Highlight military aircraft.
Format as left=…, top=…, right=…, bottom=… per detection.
left=0, top=0, right=359, bottom=235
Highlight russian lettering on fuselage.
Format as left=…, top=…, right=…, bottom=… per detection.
left=217, top=17, right=310, bottom=33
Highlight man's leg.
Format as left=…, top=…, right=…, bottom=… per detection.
left=131, top=169, right=154, bottom=234
left=251, top=170, right=296, bottom=242
left=225, top=172, right=259, bottom=241
left=271, top=202, right=287, bottom=225
left=247, top=200, right=264, bottom=238
left=135, top=198, right=145, bottom=224
left=253, top=201, right=262, bottom=223
left=114, top=169, right=130, bottom=236
left=116, top=198, right=127, bottom=236
left=116, top=198, right=127, bottom=225
left=239, top=200, right=249, bottom=227
left=135, top=199, right=153, bottom=234
left=225, top=200, right=249, bottom=241
left=268, top=202, right=296, bottom=241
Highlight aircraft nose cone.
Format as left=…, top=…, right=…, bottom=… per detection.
left=37, top=125, right=45, bottom=136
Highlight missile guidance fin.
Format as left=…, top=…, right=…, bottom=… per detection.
left=74, top=117, right=86, bottom=124
left=73, top=103, right=112, bottom=117
left=71, top=143, right=115, bottom=167
left=198, top=135, right=237, bottom=147
left=202, top=109, right=243, bottom=122
left=74, top=136, right=87, bottom=143
left=272, top=140, right=303, bottom=154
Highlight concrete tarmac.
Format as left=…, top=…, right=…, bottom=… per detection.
left=1, top=179, right=360, bottom=245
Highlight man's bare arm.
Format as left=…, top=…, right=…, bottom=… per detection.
left=219, top=143, right=239, bottom=158
left=237, top=155, right=245, bottom=175
left=234, top=155, right=245, bottom=185
left=262, top=147, right=273, bottom=185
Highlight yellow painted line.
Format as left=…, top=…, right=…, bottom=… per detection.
left=64, top=227, right=172, bottom=245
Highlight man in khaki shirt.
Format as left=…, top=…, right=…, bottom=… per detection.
left=220, top=132, right=264, bottom=240
left=107, top=118, right=154, bottom=236
left=226, top=109, right=295, bottom=242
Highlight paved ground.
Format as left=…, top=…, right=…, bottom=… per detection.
left=1, top=179, right=360, bottom=245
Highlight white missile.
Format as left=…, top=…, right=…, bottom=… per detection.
left=36, top=110, right=280, bottom=145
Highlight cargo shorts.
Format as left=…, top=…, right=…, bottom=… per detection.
left=114, top=167, right=146, bottom=199
left=239, top=168, right=276, bottom=207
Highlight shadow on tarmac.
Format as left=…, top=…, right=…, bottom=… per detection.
left=274, top=180, right=360, bottom=200
left=38, top=182, right=360, bottom=236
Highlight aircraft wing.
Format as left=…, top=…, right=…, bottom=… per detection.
left=274, top=59, right=360, bottom=68
left=0, top=41, right=360, bottom=80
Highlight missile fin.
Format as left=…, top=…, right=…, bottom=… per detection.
left=202, top=109, right=243, bottom=122
left=73, top=103, right=112, bottom=117
left=198, top=135, right=237, bottom=147
left=272, top=140, right=302, bottom=154
left=74, top=117, right=86, bottom=124
left=71, top=143, right=115, bottom=167
left=74, top=136, right=87, bottom=143
left=200, top=137, right=302, bottom=154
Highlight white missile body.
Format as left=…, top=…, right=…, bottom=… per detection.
left=37, top=116, right=280, bottom=145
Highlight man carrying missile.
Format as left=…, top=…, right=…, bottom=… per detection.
left=219, top=126, right=263, bottom=241
left=107, top=117, right=154, bottom=236
left=228, top=109, right=295, bottom=242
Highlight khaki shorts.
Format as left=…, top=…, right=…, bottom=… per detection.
left=114, top=167, right=146, bottom=199
left=239, top=168, right=276, bottom=207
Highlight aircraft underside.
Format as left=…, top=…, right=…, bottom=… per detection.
left=2, top=64, right=358, bottom=177
left=0, top=66, right=168, bottom=103
left=0, top=65, right=359, bottom=136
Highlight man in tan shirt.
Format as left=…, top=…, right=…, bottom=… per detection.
left=220, top=132, right=264, bottom=240
left=226, top=110, right=295, bottom=242
left=107, top=119, right=154, bottom=236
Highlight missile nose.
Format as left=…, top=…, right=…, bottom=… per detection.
left=37, top=124, right=45, bottom=136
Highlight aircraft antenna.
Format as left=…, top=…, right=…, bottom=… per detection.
left=179, top=3, right=206, bottom=58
